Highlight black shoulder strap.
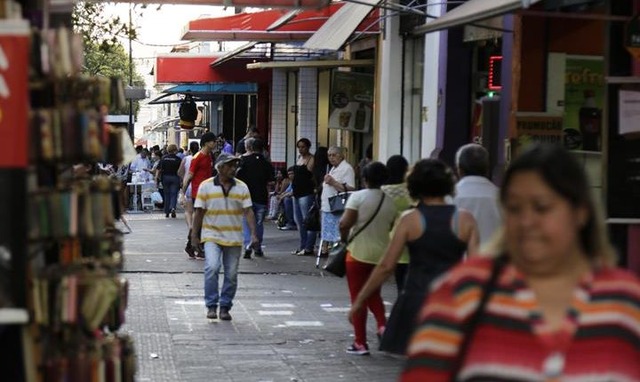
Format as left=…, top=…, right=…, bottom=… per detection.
left=347, top=193, right=385, bottom=244
left=450, top=255, right=507, bottom=382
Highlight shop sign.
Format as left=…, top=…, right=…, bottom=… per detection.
left=514, top=113, right=564, bottom=150
left=0, top=21, right=29, bottom=168
left=328, top=71, right=373, bottom=133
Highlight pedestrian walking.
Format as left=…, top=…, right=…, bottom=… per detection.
left=178, top=141, right=200, bottom=257
left=339, top=162, right=397, bottom=355
left=158, top=144, right=182, bottom=218
left=348, top=159, right=479, bottom=355
left=380, top=155, right=412, bottom=295
left=191, top=153, right=258, bottom=321
left=453, top=143, right=502, bottom=247
left=236, top=137, right=274, bottom=258
left=181, top=132, right=217, bottom=259
left=401, top=143, right=640, bottom=381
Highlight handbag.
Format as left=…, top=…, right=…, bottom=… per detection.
left=450, top=255, right=507, bottom=381
left=303, top=198, right=321, bottom=231
left=328, top=184, right=350, bottom=214
left=323, top=193, right=386, bottom=277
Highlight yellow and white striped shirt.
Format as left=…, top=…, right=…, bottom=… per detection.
left=194, top=176, right=252, bottom=246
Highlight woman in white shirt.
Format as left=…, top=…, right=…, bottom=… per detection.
left=319, top=146, right=355, bottom=256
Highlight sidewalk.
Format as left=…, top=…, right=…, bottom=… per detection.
left=120, top=212, right=404, bottom=382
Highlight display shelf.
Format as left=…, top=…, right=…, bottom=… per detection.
left=0, top=308, right=28, bottom=324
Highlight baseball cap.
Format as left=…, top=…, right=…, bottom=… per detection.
left=200, top=132, right=217, bottom=146
left=215, top=153, right=240, bottom=167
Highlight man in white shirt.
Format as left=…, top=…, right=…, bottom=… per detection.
left=453, top=144, right=501, bottom=247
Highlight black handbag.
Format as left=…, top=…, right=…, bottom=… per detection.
left=328, top=184, right=350, bottom=214
left=323, top=194, right=386, bottom=277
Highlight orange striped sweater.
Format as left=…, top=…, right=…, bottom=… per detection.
left=401, top=257, right=640, bottom=382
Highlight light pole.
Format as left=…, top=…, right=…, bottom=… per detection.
left=128, top=4, right=134, bottom=140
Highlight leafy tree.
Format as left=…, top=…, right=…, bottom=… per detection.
left=72, top=2, right=145, bottom=115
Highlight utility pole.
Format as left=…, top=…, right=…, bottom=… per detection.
left=128, top=4, right=134, bottom=140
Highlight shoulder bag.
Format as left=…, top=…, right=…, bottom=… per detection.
left=449, top=255, right=507, bottom=381
left=328, top=183, right=350, bottom=215
left=323, top=193, right=386, bottom=277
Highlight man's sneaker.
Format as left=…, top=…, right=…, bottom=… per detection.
left=219, top=307, right=232, bottom=321
left=243, top=249, right=252, bottom=259
left=170, top=209, right=176, bottom=218
left=185, top=245, right=196, bottom=259
left=195, top=250, right=205, bottom=260
left=254, top=250, right=264, bottom=257
left=296, top=249, right=314, bottom=256
left=206, top=307, right=217, bottom=319
left=346, top=343, right=370, bottom=355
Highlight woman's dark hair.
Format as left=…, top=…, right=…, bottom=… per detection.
left=313, top=146, right=330, bottom=185
left=385, top=155, right=409, bottom=184
left=406, top=159, right=454, bottom=199
left=296, top=138, right=311, bottom=148
left=500, top=143, right=611, bottom=261
left=189, top=141, right=199, bottom=154
left=278, top=167, right=288, bottom=178
left=287, top=166, right=295, bottom=173
left=362, top=162, right=388, bottom=189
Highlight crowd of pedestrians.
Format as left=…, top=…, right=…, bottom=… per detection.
left=122, top=134, right=640, bottom=380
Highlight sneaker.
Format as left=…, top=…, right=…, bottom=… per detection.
left=171, top=209, right=176, bottom=218
left=296, top=249, right=314, bottom=256
left=165, top=213, right=170, bottom=218
left=291, top=249, right=302, bottom=255
left=206, top=307, right=217, bottom=319
left=219, top=307, right=232, bottom=321
left=346, top=343, right=370, bottom=355
left=254, top=250, right=264, bottom=257
left=243, top=249, right=252, bottom=259
left=185, top=245, right=196, bottom=259
left=195, top=251, right=205, bottom=260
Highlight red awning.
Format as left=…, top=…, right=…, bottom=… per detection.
left=182, top=3, right=379, bottom=42
left=110, top=0, right=329, bottom=8
left=155, top=54, right=272, bottom=84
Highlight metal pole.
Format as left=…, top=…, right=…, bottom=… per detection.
left=128, top=4, right=134, bottom=140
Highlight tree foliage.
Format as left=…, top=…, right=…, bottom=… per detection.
left=72, top=2, right=145, bottom=115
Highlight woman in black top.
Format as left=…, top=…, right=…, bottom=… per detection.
left=158, top=144, right=182, bottom=218
left=291, top=138, right=317, bottom=256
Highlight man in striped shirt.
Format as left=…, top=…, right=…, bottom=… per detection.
left=192, top=153, right=258, bottom=321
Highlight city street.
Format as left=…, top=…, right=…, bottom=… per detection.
left=120, top=212, right=403, bottom=382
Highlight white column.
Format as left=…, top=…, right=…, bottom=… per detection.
left=270, top=69, right=287, bottom=163
left=297, top=67, right=318, bottom=150
left=377, top=6, right=403, bottom=161
left=421, top=0, right=447, bottom=158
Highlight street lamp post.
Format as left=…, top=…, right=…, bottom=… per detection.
left=128, top=4, right=134, bottom=140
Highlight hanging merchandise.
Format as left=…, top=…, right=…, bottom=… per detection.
left=179, top=94, right=197, bottom=129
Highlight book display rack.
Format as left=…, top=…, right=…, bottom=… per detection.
left=0, top=4, right=136, bottom=381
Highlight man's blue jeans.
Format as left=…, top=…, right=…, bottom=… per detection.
left=243, top=203, right=267, bottom=250
left=162, top=174, right=180, bottom=214
left=293, top=194, right=317, bottom=252
left=203, top=242, right=241, bottom=310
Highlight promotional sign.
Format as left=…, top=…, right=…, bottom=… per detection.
left=514, top=113, right=564, bottom=151
left=563, top=56, right=605, bottom=151
left=328, top=71, right=373, bottom=133
left=0, top=20, right=30, bottom=168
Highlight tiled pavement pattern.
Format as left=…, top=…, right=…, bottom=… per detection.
left=121, top=212, right=403, bottom=382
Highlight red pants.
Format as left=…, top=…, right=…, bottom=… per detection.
left=346, top=254, right=386, bottom=346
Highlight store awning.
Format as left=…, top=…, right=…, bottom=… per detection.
left=163, top=83, right=258, bottom=95
left=303, top=0, right=380, bottom=51
left=108, top=0, right=329, bottom=9
left=247, top=59, right=375, bottom=70
left=413, top=0, right=542, bottom=35
left=181, top=3, right=378, bottom=42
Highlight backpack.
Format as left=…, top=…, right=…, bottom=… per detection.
left=179, top=95, right=197, bottom=129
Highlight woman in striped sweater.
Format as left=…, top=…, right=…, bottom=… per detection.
left=401, top=143, right=640, bottom=382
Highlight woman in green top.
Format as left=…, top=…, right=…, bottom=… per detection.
left=380, top=155, right=413, bottom=295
